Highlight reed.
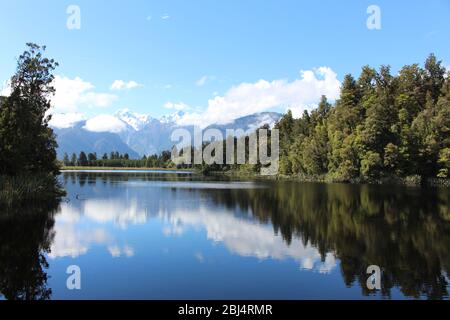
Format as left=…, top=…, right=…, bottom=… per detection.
left=0, top=174, right=65, bottom=206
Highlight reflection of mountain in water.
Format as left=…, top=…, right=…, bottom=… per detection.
left=0, top=201, right=58, bottom=300
left=55, top=172, right=336, bottom=273
left=58, top=173, right=449, bottom=299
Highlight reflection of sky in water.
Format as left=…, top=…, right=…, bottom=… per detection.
left=50, top=183, right=334, bottom=272
left=45, top=174, right=413, bottom=299
left=125, top=181, right=268, bottom=189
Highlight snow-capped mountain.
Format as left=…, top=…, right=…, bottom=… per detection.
left=159, top=110, right=185, bottom=124
left=115, top=109, right=153, bottom=131
left=52, top=110, right=282, bottom=159
left=205, top=112, right=281, bottom=137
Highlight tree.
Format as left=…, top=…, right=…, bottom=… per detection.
left=0, top=43, right=59, bottom=176
left=87, top=152, right=97, bottom=162
left=276, top=110, right=295, bottom=174
left=63, top=153, right=70, bottom=166
left=424, top=53, right=446, bottom=103
left=70, top=153, right=77, bottom=166
left=270, top=54, right=448, bottom=182
left=361, top=151, right=382, bottom=181
left=78, top=152, right=88, bottom=166
left=437, top=148, right=450, bottom=178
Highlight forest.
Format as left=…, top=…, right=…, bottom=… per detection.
left=187, top=54, right=449, bottom=184
left=61, top=150, right=173, bottom=168
left=274, top=54, right=449, bottom=184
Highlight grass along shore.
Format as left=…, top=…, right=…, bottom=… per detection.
left=0, top=174, right=65, bottom=207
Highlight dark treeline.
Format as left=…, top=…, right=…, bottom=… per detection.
left=276, top=54, right=449, bottom=183
left=62, top=150, right=173, bottom=168
left=171, top=125, right=276, bottom=175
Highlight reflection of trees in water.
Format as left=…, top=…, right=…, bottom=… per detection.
left=204, top=182, right=450, bottom=299
left=0, top=201, right=58, bottom=300
left=63, top=173, right=449, bottom=299
left=63, top=171, right=219, bottom=186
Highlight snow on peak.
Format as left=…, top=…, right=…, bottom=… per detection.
left=159, top=110, right=185, bottom=124
left=115, top=109, right=153, bottom=131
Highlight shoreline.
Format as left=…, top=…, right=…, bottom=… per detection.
left=206, top=171, right=450, bottom=188
left=60, top=166, right=195, bottom=172
left=60, top=167, right=450, bottom=187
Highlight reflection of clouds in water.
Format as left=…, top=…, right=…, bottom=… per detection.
left=56, top=202, right=82, bottom=223
left=51, top=192, right=336, bottom=273
left=84, top=199, right=147, bottom=227
left=49, top=223, right=110, bottom=258
left=195, top=252, right=205, bottom=263
left=49, top=200, right=138, bottom=259
left=108, top=245, right=135, bottom=258
left=162, top=207, right=337, bottom=273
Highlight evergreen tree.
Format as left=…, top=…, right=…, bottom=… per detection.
left=0, top=43, right=59, bottom=175
left=87, top=152, right=97, bottom=162
left=63, top=153, right=70, bottom=166
left=70, top=153, right=77, bottom=166
left=78, top=152, right=88, bottom=166
left=270, top=54, right=449, bottom=182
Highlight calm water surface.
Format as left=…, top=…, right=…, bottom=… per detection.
left=1, top=171, right=449, bottom=300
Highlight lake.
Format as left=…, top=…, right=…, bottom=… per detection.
left=0, top=171, right=449, bottom=300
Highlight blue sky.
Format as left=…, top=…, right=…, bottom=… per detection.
left=0, top=0, right=449, bottom=128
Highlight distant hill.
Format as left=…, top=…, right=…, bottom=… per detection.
left=51, top=110, right=282, bottom=159
left=53, top=122, right=140, bottom=159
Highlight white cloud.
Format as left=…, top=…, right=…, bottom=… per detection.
left=110, top=80, right=141, bottom=90
left=195, top=75, right=209, bottom=87
left=49, top=113, right=85, bottom=128
left=161, top=14, right=170, bottom=20
left=0, top=80, right=11, bottom=96
left=83, top=114, right=127, bottom=133
left=164, top=102, right=189, bottom=111
left=52, top=75, right=117, bottom=112
left=178, top=67, right=341, bottom=127
left=164, top=84, right=172, bottom=89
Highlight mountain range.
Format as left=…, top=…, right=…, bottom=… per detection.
left=52, top=110, right=282, bottom=159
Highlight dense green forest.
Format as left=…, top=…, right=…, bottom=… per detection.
left=189, top=54, right=449, bottom=184
left=275, top=54, right=449, bottom=183
left=61, top=150, right=174, bottom=168
left=0, top=44, right=62, bottom=205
